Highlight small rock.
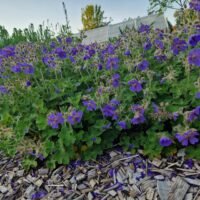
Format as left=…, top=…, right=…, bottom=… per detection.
left=108, top=190, right=117, bottom=197
left=16, top=170, right=24, bottom=177
left=34, top=179, right=43, bottom=187
left=157, top=180, right=171, bottom=200
left=154, top=175, right=165, bottom=180
left=184, top=178, right=200, bottom=186
left=0, top=186, right=8, bottom=194
left=146, top=188, right=155, bottom=200
left=88, top=192, right=93, bottom=200
left=25, top=185, right=35, bottom=197
left=184, top=193, right=193, bottom=200
left=38, top=168, right=49, bottom=176
left=152, top=159, right=162, bottom=167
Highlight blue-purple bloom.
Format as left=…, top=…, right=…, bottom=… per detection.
left=55, top=48, right=67, bottom=59
left=67, top=110, right=83, bottom=125
left=22, top=63, right=34, bottom=74
left=143, top=41, right=152, bottom=50
left=152, top=102, right=159, bottom=113
left=82, top=100, right=97, bottom=111
left=137, top=60, right=149, bottom=71
left=118, top=121, right=127, bottom=129
left=138, top=24, right=150, bottom=34
left=66, top=37, right=73, bottom=44
left=0, top=85, right=8, bottom=94
left=26, top=80, right=31, bottom=87
left=187, top=106, right=200, bottom=122
left=173, top=112, right=179, bottom=121
left=188, top=34, right=200, bottom=47
left=42, top=56, right=56, bottom=68
left=155, top=54, right=167, bottom=62
left=196, top=92, right=200, bottom=99
left=189, top=0, right=200, bottom=12
left=176, top=130, right=199, bottom=146
left=131, top=114, right=145, bottom=125
left=124, top=49, right=131, bottom=56
left=159, top=136, right=173, bottom=147
left=111, top=73, right=120, bottom=88
left=131, top=104, right=145, bottom=125
left=47, top=112, right=64, bottom=129
left=106, top=57, right=119, bottom=70
left=171, top=38, right=188, bottom=55
left=102, top=104, right=118, bottom=120
left=11, top=65, right=21, bottom=73
left=154, top=39, right=164, bottom=49
left=188, top=48, right=200, bottom=67
left=128, top=80, right=143, bottom=93
left=31, top=190, right=47, bottom=200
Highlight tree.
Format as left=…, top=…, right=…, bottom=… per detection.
left=81, top=4, right=110, bottom=31
left=174, top=8, right=198, bottom=25
left=148, top=0, right=189, bottom=14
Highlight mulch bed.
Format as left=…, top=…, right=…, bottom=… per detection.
left=0, top=149, right=200, bottom=200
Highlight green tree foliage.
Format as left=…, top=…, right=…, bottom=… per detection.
left=148, top=0, right=189, bottom=14
left=81, top=4, right=110, bottom=31
left=174, top=8, right=198, bottom=25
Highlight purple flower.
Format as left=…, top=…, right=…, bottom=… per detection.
left=128, top=80, right=143, bottom=93
left=102, top=104, right=117, bottom=120
left=31, top=190, right=47, bottom=200
left=143, top=41, right=152, bottom=50
left=184, top=159, right=194, bottom=169
left=138, top=24, right=150, bottom=34
left=188, top=34, right=200, bottom=47
left=137, top=60, right=149, bottom=71
left=26, top=80, right=31, bottom=87
left=0, top=46, right=15, bottom=58
left=97, top=63, right=103, bottom=70
left=131, top=114, right=145, bottom=125
left=155, top=54, right=167, bottom=62
left=196, top=92, right=200, bottom=99
left=154, top=39, right=164, bottom=49
left=111, top=73, right=120, bottom=88
left=171, top=38, right=188, bottom=55
left=67, top=110, right=83, bottom=125
left=152, top=102, right=159, bottom=113
left=83, top=100, right=97, bottom=111
left=131, top=104, right=145, bottom=114
left=118, top=121, right=127, bottom=129
left=42, top=56, right=56, bottom=68
left=124, top=49, right=131, bottom=56
left=66, top=37, right=72, bottom=44
left=0, top=85, right=8, bottom=94
left=173, top=112, right=179, bottom=121
left=47, top=112, right=64, bottom=129
left=188, top=48, right=200, bottom=67
left=55, top=48, right=67, bottom=59
left=176, top=130, right=199, bottom=146
left=106, top=57, right=119, bottom=70
left=22, top=63, right=34, bottom=74
left=50, top=41, right=56, bottom=48
left=110, top=99, right=120, bottom=107
left=187, top=106, right=200, bottom=122
left=159, top=137, right=172, bottom=147
left=189, top=0, right=200, bottom=12
left=11, top=65, right=21, bottom=73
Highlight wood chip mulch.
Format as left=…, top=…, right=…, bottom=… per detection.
left=0, top=149, right=200, bottom=200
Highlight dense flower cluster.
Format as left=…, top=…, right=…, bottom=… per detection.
left=1, top=20, right=200, bottom=167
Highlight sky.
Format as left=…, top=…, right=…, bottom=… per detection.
left=0, top=0, right=176, bottom=34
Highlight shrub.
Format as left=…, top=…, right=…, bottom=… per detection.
left=1, top=20, right=200, bottom=169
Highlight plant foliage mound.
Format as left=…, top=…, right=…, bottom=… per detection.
left=1, top=19, right=200, bottom=168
